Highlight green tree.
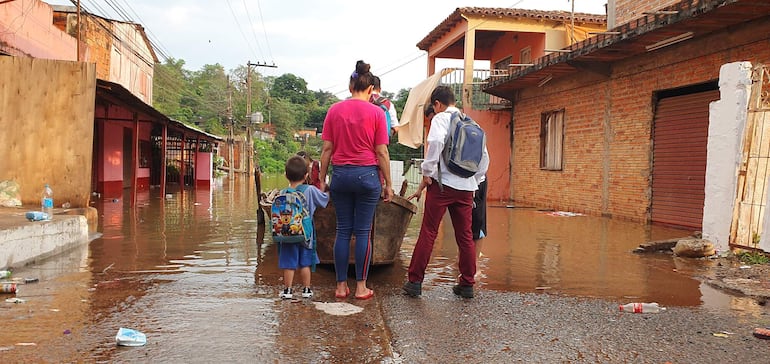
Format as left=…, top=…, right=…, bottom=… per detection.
left=388, top=87, right=424, bottom=161
left=189, top=64, right=230, bottom=128
left=271, top=73, right=312, bottom=105
left=153, top=58, right=194, bottom=122
left=308, top=89, right=339, bottom=133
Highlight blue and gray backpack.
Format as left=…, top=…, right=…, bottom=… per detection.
left=441, top=111, right=486, bottom=178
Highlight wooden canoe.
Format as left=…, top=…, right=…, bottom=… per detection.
left=260, top=192, right=417, bottom=265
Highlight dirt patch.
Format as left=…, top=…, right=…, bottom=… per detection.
left=696, top=256, right=770, bottom=302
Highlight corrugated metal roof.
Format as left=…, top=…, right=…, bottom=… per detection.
left=417, top=7, right=607, bottom=51
left=96, top=79, right=223, bottom=141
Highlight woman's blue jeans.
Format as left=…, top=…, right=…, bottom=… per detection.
left=329, top=165, right=381, bottom=282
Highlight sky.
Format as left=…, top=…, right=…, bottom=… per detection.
left=45, top=0, right=607, bottom=97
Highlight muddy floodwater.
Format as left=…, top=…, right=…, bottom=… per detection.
left=0, top=174, right=745, bottom=362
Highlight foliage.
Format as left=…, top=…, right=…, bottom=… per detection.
left=313, top=89, right=338, bottom=107
left=387, top=87, right=424, bottom=162
left=271, top=73, right=313, bottom=105
left=255, top=138, right=298, bottom=173
left=152, top=59, right=409, bottom=173
left=153, top=58, right=193, bottom=122
left=737, top=250, right=770, bottom=265
left=212, top=155, right=226, bottom=178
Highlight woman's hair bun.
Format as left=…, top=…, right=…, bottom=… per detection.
left=355, top=60, right=370, bottom=74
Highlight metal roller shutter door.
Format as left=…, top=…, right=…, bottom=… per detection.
left=651, top=90, right=719, bottom=229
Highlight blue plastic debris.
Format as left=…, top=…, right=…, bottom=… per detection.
left=25, top=211, right=49, bottom=221
left=115, top=327, right=147, bottom=347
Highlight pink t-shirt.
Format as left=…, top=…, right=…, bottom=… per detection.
left=322, top=98, right=389, bottom=166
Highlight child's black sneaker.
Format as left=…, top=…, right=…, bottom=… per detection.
left=279, top=287, right=293, bottom=299
left=301, top=287, right=313, bottom=298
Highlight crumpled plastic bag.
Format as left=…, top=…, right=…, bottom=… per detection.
left=115, top=327, right=147, bottom=346
left=0, top=180, right=22, bottom=207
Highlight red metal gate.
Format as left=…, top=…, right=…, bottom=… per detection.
left=651, top=90, right=720, bottom=229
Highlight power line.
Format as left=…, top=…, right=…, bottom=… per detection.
left=255, top=0, right=274, bottom=63
left=241, top=0, right=265, bottom=60
left=326, top=0, right=528, bottom=96
left=327, top=52, right=427, bottom=97
left=66, top=0, right=155, bottom=66
left=225, top=0, right=261, bottom=62
left=116, top=0, right=174, bottom=62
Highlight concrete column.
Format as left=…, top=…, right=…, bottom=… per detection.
left=462, top=27, right=476, bottom=109
left=702, top=61, right=752, bottom=252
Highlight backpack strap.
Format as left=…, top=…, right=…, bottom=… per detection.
left=437, top=111, right=463, bottom=192
left=294, top=184, right=317, bottom=272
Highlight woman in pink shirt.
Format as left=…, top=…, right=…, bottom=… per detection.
left=319, top=60, right=394, bottom=300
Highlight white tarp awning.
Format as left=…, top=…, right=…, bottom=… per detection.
left=397, top=69, right=453, bottom=149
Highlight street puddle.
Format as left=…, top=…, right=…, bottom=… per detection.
left=399, top=205, right=727, bottom=307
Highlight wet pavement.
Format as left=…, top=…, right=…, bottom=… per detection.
left=1, top=175, right=770, bottom=362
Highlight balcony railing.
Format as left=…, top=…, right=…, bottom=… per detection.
left=438, top=68, right=512, bottom=111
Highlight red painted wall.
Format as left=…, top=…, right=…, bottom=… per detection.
left=465, top=109, right=511, bottom=202
left=0, top=0, right=78, bottom=60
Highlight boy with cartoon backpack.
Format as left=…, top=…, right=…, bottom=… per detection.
left=271, top=155, right=329, bottom=299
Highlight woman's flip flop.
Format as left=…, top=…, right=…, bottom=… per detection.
left=355, top=289, right=374, bottom=300
left=335, top=287, right=350, bottom=299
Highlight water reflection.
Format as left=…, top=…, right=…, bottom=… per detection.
left=417, top=205, right=708, bottom=306
left=1, top=174, right=763, bottom=361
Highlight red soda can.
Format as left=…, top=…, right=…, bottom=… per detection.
left=1, top=283, right=17, bottom=294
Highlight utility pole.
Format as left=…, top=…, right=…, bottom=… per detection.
left=245, top=61, right=277, bottom=169
left=227, top=76, right=234, bottom=179
left=246, top=61, right=276, bottom=225
left=76, top=0, right=81, bottom=61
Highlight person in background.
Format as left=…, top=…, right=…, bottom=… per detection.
left=297, top=150, right=322, bottom=189
left=403, top=85, right=489, bottom=299
left=424, top=104, right=435, bottom=122
left=472, top=173, right=488, bottom=278
left=277, top=156, right=329, bottom=299
left=319, top=60, right=394, bottom=300
left=370, top=76, right=400, bottom=136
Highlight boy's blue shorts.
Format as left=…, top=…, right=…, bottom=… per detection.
left=278, top=243, right=320, bottom=270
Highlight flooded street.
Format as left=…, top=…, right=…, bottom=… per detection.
left=1, top=175, right=768, bottom=362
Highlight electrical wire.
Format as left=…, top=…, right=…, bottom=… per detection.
left=255, top=0, right=274, bottom=63
left=116, top=0, right=174, bottom=61
left=241, top=0, right=265, bottom=60
left=225, top=0, right=261, bottom=62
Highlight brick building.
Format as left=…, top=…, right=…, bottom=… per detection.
left=51, top=5, right=156, bottom=105
left=484, top=0, right=770, bottom=231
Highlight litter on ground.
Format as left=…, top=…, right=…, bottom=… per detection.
left=313, top=302, right=364, bottom=316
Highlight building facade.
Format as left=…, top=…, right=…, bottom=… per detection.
left=483, top=0, right=770, bottom=233
left=416, top=7, right=607, bottom=201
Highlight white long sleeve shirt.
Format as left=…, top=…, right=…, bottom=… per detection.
left=421, top=106, right=490, bottom=191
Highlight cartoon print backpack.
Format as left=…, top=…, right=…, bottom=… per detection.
left=270, top=185, right=313, bottom=249
left=371, top=95, right=393, bottom=136
left=441, top=111, right=486, bottom=178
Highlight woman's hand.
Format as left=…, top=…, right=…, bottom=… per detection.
left=382, top=186, right=394, bottom=202
left=407, top=176, right=432, bottom=201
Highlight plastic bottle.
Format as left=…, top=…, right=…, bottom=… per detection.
left=0, top=270, right=11, bottom=279
left=0, top=283, right=17, bottom=294
left=619, top=302, right=666, bottom=313
left=41, top=184, right=53, bottom=221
